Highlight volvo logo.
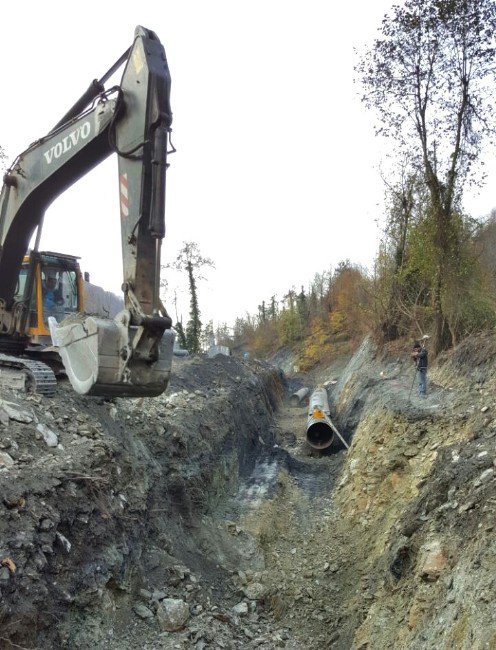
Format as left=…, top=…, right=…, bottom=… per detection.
left=43, top=121, right=91, bottom=164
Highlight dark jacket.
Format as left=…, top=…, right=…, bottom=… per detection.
left=414, top=348, right=428, bottom=369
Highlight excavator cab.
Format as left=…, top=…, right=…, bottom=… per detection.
left=14, top=252, right=82, bottom=345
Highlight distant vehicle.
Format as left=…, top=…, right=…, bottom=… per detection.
left=172, top=332, right=189, bottom=357
left=207, top=345, right=231, bottom=358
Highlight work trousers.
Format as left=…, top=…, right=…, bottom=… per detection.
left=418, top=368, right=427, bottom=395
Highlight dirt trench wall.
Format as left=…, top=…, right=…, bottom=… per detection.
left=320, top=335, right=496, bottom=649
left=0, top=355, right=283, bottom=649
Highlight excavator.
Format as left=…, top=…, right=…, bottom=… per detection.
left=0, top=26, right=175, bottom=398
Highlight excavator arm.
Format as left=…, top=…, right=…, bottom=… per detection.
left=0, top=26, right=174, bottom=397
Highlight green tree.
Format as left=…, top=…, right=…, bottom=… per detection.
left=296, top=285, right=309, bottom=327
left=358, top=0, right=496, bottom=353
left=257, top=300, right=267, bottom=325
left=175, top=320, right=187, bottom=349
left=215, top=323, right=233, bottom=348
left=376, top=167, right=430, bottom=340
left=269, top=295, right=278, bottom=321
left=202, top=320, right=215, bottom=351
left=172, top=242, right=214, bottom=354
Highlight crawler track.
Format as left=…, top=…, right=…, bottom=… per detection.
left=0, top=353, right=57, bottom=396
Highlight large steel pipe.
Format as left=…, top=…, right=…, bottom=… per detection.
left=306, top=386, right=334, bottom=450
left=290, top=386, right=310, bottom=407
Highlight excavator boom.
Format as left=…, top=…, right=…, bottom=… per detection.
left=0, top=26, right=174, bottom=397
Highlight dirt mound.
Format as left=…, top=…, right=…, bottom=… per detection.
left=0, top=355, right=284, bottom=649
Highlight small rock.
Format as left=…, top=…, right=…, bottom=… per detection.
left=481, top=406, right=489, bottom=413
left=36, top=423, right=58, bottom=447
left=0, top=401, right=33, bottom=423
left=133, top=603, right=154, bottom=619
left=350, top=459, right=359, bottom=474
left=156, top=598, right=189, bottom=632
left=476, top=468, right=494, bottom=485
left=232, top=602, right=249, bottom=616
left=152, top=590, right=167, bottom=602
left=0, top=567, right=10, bottom=582
left=0, top=452, right=14, bottom=468
left=403, top=446, right=418, bottom=458
left=56, top=532, right=72, bottom=553
left=243, top=582, right=267, bottom=601
left=419, top=541, right=448, bottom=581
left=139, top=589, right=152, bottom=601
left=0, top=408, right=9, bottom=427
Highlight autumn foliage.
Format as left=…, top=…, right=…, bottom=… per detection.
left=227, top=263, right=372, bottom=369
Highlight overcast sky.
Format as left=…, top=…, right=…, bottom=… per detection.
left=1, top=1, right=495, bottom=328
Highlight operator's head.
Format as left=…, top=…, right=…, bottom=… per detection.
left=46, top=277, right=57, bottom=289
left=413, top=341, right=421, bottom=350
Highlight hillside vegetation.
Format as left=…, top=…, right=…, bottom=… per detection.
left=213, top=0, right=496, bottom=366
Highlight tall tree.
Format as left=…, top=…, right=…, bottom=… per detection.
left=257, top=300, right=267, bottom=325
left=202, top=320, right=215, bottom=350
left=172, top=242, right=214, bottom=354
left=358, top=0, right=496, bottom=353
left=175, top=319, right=187, bottom=350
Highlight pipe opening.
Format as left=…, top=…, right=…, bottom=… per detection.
left=306, top=420, right=334, bottom=450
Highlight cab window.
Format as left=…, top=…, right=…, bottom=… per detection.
left=41, top=266, right=78, bottom=326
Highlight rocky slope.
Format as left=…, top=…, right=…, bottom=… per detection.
left=0, top=355, right=284, bottom=649
left=263, top=334, right=496, bottom=649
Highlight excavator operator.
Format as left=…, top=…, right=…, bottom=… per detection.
left=43, top=276, right=64, bottom=313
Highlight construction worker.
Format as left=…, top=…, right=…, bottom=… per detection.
left=42, top=276, right=64, bottom=320
left=412, top=339, right=428, bottom=396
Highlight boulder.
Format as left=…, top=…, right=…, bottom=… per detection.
left=156, top=598, right=189, bottom=631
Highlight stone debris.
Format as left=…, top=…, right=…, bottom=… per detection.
left=156, top=598, right=190, bottom=631
left=0, top=400, right=33, bottom=423
left=55, top=532, right=72, bottom=553
left=243, top=582, right=267, bottom=601
left=36, top=422, right=59, bottom=447
left=232, top=601, right=249, bottom=616
left=133, top=603, right=154, bottom=619
left=418, top=540, right=448, bottom=581
left=0, top=451, right=14, bottom=468
left=1, top=338, right=496, bottom=650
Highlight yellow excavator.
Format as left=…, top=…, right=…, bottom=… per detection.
left=0, top=26, right=175, bottom=398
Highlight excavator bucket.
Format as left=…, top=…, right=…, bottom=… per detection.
left=48, top=312, right=174, bottom=397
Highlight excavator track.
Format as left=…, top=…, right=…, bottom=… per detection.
left=0, top=354, right=57, bottom=396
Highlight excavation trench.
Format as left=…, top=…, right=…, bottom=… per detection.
left=5, top=337, right=496, bottom=649
left=0, top=354, right=349, bottom=650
